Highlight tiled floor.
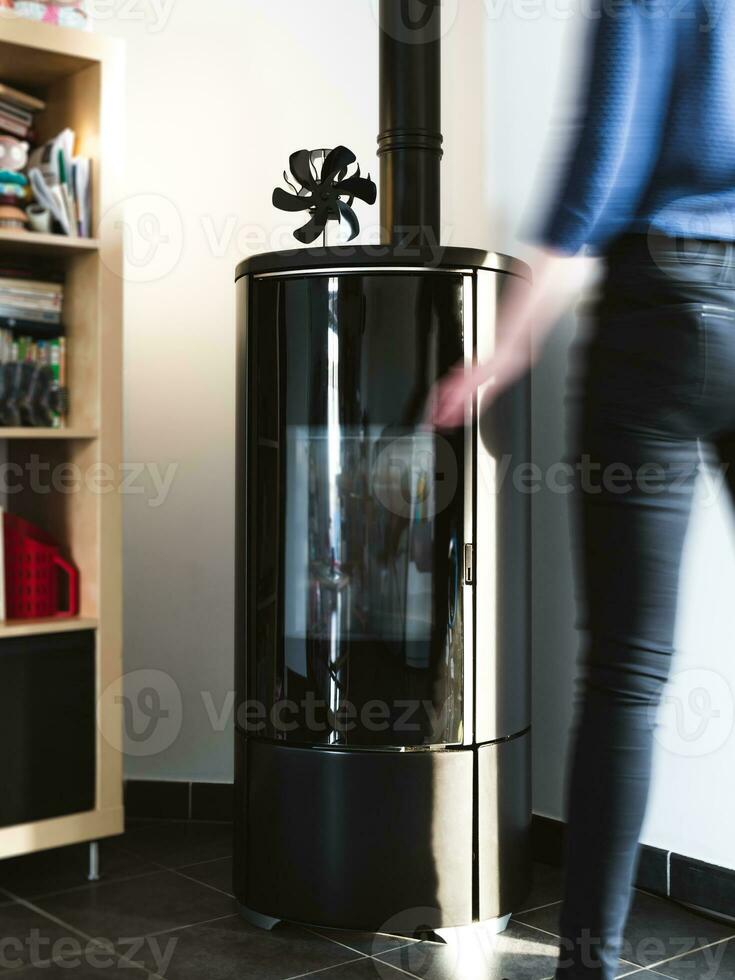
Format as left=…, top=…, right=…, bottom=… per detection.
left=0, top=820, right=732, bottom=979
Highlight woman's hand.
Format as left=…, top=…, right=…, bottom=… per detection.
left=423, top=247, right=593, bottom=430
left=424, top=344, right=530, bottom=430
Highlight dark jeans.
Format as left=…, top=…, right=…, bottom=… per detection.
left=556, top=235, right=735, bottom=979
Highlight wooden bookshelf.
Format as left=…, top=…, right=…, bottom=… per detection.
left=0, top=427, right=98, bottom=439
left=0, top=19, right=124, bottom=860
left=0, top=616, right=99, bottom=639
left=0, top=229, right=100, bottom=254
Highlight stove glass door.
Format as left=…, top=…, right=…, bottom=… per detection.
left=246, top=271, right=469, bottom=747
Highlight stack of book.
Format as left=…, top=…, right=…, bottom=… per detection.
left=0, top=331, right=66, bottom=429
left=0, top=330, right=66, bottom=374
left=0, top=83, right=44, bottom=142
left=0, top=269, right=63, bottom=333
left=28, top=129, right=92, bottom=238
left=0, top=269, right=66, bottom=428
left=0, top=81, right=92, bottom=238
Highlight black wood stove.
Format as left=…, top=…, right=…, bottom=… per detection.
left=234, top=0, right=532, bottom=936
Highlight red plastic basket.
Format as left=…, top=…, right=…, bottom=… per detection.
left=4, top=514, right=79, bottom=619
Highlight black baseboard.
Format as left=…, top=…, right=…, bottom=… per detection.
left=532, top=814, right=735, bottom=920
left=124, top=780, right=233, bottom=822
left=124, top=783, right=735, bottom=921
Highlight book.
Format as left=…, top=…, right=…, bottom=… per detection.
left=0, top=306, right=60, bottom=323
left=50, top=337, right=65, bottom=428
left=0, top=113, right=30, bottom=139
left=0, top=315, right=63, bottom=334
left=0, top=270, right=66, bottom=338
left=0, top=329, right=67, bottom=428
left=0, top=295, right=62, bottom=314
left=26, top=131, right=92, bottom=238
left=0, top=267, right=64, bottom=285
left=0, top=101, right=33, bottom=127
left=0, top=274, right=64, bottom=324
left=0, top=287, right=62, bottom=303
left=0, top=83, right=46, bottom=113
left=0, top=278, right=63, bottom=296
left=72, top=158, right=91, bottom=237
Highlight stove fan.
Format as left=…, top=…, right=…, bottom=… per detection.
left=273, top=146, right=377, bottom=245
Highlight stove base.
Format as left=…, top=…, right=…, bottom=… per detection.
left=234, top=732, right=531, bottom=933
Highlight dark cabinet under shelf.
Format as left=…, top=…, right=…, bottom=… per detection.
left=0, top=629, right=96, bottom=829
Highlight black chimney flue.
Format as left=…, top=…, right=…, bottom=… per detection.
left=378, top=0, right=443, bottom=246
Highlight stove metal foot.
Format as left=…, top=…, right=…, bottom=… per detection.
left=238, top=904, right=282, bottom=931
left=431, top=912, right=513, bottom=945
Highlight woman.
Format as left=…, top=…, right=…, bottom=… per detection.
left=427, top=2, right=735, bottom=977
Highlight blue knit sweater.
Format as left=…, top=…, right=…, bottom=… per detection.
left=538, top=0, right=735, bottom=255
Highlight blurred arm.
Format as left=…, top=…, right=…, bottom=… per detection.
left=426, top=4, right=676, bottom=428
left=426, top=246, right=594, bottom=429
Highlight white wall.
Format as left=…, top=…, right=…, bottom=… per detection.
left=94, top=0, right=379, bottom=782
left=460, top=1, right=735, bottom=870
left=96, top=0, right=735, bottom=870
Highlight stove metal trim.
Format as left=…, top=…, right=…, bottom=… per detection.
left=253, top=266, right=476, bottom=279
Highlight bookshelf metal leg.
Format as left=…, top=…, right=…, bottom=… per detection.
left=87, top=841, right=100, bottom=882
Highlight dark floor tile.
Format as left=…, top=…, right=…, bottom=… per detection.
left=0, top=901, right=98, bottom=971
left=33, top=869, right=234, bottom=943
left=309, top=924, right=418, bottom=957
left=517, top=891, right=733, bottom=971
left=615, top=961, right=644, bottom=977
left=621, top=974, right=683, bottom=979
left=120, top=819, right=233, bottom=869
left=517, top=862, right=565, bottom=913
left=3, top=954, right=152, bottom=978
left=125, top=780, right=190, bottom=820
left=618, top=891, right=734, bottom=969
left=177, top=858, right=233, bottom=897
left=639, top=937, right=735, bottom=980
left=0, top=838, right=157, bottom=900
left=377, top=920, right=560, bottom=980
left=191, top=782, right=233, bottom=822
left=312, top=961, right=419, bottom=978
left=128, top=913, right=366, bottom=979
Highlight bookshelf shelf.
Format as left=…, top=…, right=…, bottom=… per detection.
left=0, top=616, right=98, bottom=639
left=0, top=427, right=98, bottom=439
left=0, top=20, right=125, bottom=860
left=0, top=229, right=100, bottom=255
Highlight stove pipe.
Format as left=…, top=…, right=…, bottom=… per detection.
left=378, top=0, right=443, bottom=245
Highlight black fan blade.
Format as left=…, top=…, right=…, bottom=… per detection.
left=273, top=187, right=313, bottom=213
left=289, top=149, right=317, bottom=191
left=333, top=175, right=377, bottom=205
left=321, top=146, right=357, bottom=184
left=295, top=207, right=330, bottom=244
left=337, top=201, right=360, bottom=242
